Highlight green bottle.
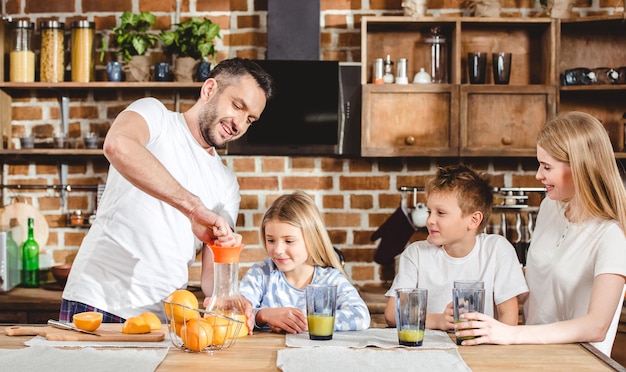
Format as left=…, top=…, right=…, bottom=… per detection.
left=21, top=217, right=39, bottom=287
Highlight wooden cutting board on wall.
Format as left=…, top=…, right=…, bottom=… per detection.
left=5, top=323, right=165, bottom=342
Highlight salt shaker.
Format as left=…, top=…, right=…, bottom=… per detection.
left=383, top=54, right=394, bottom=84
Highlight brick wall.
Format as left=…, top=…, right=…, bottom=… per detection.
left=2, top=0, right=622, bottom=287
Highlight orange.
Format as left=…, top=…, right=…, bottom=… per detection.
left=164, top=289, right=199, bottom=323
left=73, top=311, right=103, bottom=332
left=205, top=313, right=248, bottom=338
left=170, top=320, right=185, bottom=338
left=181, top=318, right=213, bottom=352
left=121, top=316, right=152, bottom=334
left=211, top=323, right=228, bottom=346
left=139, top=311, right=162, bottom=330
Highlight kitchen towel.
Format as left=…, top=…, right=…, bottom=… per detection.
left=372, top=206, right=417, bottom=265
left=277, top=347, right=471, bottom=372
left=0, top=345, right=169, bottom=372
left=285, top=328, right=455, bottom=349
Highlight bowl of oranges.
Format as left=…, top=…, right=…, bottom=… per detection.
left=163, top=289, right=244, bottom=353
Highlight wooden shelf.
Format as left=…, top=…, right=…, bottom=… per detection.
left=0, top=82, right=203, bottom=89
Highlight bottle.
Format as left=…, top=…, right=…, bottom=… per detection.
left=383, top=54, right=394, bottom=84
left=21, top=217, right=39, bottom=287
left=425, top=26, right=448, bottom=83
left=71, top=20, right=96, bottom=82
left=204, top=243, right=248, bottom=343
left=9, top=20, right=35, bottom=82
left=40, top=20, right=65, bottom=82
left=6, top=230, right=20, bottom=287
left=372, top=58, right=384, bottom=84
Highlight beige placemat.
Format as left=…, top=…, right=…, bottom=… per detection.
left=0, top=345, right=169, bottom=372
left=285, top=328, right=456, bottom=349
left=24, top=334, right=172, bottom=348
left=277, top=347, right=472, bottom=372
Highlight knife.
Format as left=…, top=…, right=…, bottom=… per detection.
left=47, top=319, right=102, bottom=336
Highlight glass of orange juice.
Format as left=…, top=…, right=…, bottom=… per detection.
left=305, top=284, right=337, bottom=340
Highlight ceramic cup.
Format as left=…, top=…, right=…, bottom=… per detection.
left=467, top=52, right=488, bottom=84
left=492, top=52, right=512, bottom=84
left=20, top=136, right=34, bottom=149
left=154, top=62, right=170, bottom=82
left=395, top=288, right=428, bottom=347
left=106, top=61, right=123, bottom=82
left=305, top=284, right=337, bottom=340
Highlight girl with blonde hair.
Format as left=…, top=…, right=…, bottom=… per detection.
left=458, top=111, right=626, bottom=357
left=240, top=190, right=370, bottom=334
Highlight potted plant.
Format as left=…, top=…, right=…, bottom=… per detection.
left=109, top=11, right=159, bottom=81
left=160, top=17, right=221, bottom=82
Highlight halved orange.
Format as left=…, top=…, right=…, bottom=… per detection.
left=121, top=316, right=151, bottom=334
left=73, top=311, right=103, bottom=332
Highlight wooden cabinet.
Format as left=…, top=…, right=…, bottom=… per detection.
left=360, top=16, right=562, bottom=157
left=558, top=16, right=626, bottom=158
left=0, top=287, right=62, bottom=324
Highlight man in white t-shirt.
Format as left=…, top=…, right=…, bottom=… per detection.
left=60, top=58, right=274, bottom=330
left=384, top=164, right=528, bottom=331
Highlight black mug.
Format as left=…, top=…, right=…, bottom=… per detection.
left=154, top=62, right=170, bottom=82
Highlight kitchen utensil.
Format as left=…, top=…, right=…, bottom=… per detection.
left=47, top=319, right=101, bottom=336
left=5, top=323, right=165, bottom=342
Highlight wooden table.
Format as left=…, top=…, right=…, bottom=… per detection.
left=1, top=326, right=623, bottom=371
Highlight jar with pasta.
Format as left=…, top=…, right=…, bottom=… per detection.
left=9, top=20, right=35, bottom=82
left=40, top=20, right=65, bottom=82
left=71, top=20, right=95, bottom=82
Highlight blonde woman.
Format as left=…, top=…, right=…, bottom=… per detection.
left=240, top=190, right=370, bottom=334
left=458, top=111, right=626, bottom=357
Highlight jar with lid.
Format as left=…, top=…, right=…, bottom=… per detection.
left=40, top=21, right=65, bottom=82
left=205, top=243, right=248, bottom=344
left=425, top=26, right=448, bottom=84
left=9, top=20, right=35, bottom=82
left=71, top=20, right=95, bottom=82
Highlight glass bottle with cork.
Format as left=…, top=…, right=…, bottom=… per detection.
left=21, top=217, right=39, bottom=287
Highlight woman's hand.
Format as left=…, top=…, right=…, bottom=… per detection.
left=454, top=312, right=515, bottom=345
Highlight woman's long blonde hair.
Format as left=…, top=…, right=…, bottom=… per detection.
left=261, top=190, right=347, bottom=276
left=537, top=111, right=626, bottom=234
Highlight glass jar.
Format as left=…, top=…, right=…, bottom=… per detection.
left=70, top=20, right=95, bottom=82
left=205, top=244, right=248, bottom=340
left=425, top=26, right=448, bottom=84
left=40, top=20, right=65, bottom=82
left=9, top=20, right=35, bottom=82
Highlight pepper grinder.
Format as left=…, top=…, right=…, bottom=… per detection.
left=383, top=54, right=395, bottom=84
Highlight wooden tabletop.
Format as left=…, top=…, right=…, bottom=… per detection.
left=0, top=326, right=623, bottom=371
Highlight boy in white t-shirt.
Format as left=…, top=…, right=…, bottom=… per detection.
left=384, top=164, right=528, bottom=330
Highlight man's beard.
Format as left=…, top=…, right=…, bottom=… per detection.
left=198, top=104, right=227, bottom=149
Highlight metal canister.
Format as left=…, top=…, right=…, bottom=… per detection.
left=396, top=58, right=408, bottom=84
left=71, top=20, right=95, bottom=82
left=372, top=58, right=384, bottom=84
left=40, top=20, right=65, bottom=82
left=9, top=20, right=35, bottom=82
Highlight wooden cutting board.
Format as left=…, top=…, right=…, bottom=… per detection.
left=4, top=323, right=166, bottom=342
